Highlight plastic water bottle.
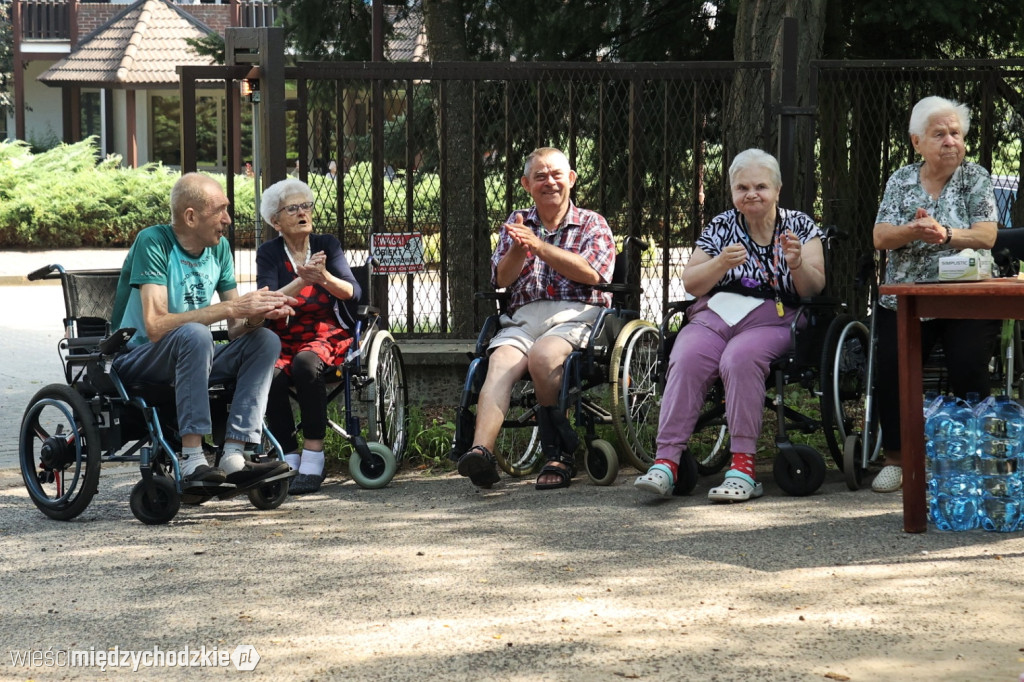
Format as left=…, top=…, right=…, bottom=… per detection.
left=925, top=395, right=979, bottom=531
left=975, top=395, right=1023, bottom=532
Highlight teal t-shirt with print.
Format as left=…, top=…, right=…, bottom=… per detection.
left=111, top=224, right=236, bottom=347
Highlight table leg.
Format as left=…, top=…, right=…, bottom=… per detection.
left=896, top=298, right=926, bottom=533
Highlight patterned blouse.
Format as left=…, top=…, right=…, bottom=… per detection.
left=875, top=161, right=998, bottom=310
left=695, top=207, right=822, bottom=304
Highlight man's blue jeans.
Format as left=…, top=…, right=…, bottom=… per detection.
left=112, top=322, right=280, bottom=443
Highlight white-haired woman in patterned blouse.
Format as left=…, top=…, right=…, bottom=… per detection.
left=635, top=148, right=826, bottom=503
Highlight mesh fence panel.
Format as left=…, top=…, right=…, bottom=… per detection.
left=814, top=61, right=1024, bottom=315
left=243, top=59, right=1024, bottom=339
left=289, top=63, right=770, bottom=337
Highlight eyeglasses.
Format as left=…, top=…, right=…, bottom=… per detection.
left=277, top=201, right=314, bottom=216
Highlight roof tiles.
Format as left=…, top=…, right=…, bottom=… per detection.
left=38, top=0, right=215, bottom=89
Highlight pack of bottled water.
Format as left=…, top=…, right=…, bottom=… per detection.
left=925, top=391, right=1024, bottom=531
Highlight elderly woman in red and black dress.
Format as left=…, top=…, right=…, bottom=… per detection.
left=257, top=178, right=361, bottom=495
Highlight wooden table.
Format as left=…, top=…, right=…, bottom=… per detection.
left=879, top=278, right=1024, bottom=532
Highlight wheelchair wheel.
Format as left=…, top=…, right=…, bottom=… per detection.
left=692, top=384, right=731, bottom=476
left=129, top=476, right=180, bottom=525
left=609, top=320, right=661, bottom=472
left=820, top=314, right=877, bottom=470
left=585, top=438, right=619, bottom=486
left=773, top=444, right=826, bottom=497
left=494, top=380, right=544, bottom=476
left=672, top=450, right=700, bottom=496
left=19, top=384, right=102, bottom=521
left=349, top=441, right=397, bottom=489
left=248, top=477, right=290, bottom=509
left=842, top=433, right=868, bottom=490
left=366, top=331, right=410, bottom=463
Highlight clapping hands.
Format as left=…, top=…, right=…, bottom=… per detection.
left=296, top=250, right=328, bottom=284
left=505, top=213, right=540, bottom=258
left=909, top=207, right=947, bottom=244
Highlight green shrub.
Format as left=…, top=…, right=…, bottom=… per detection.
left=0, top=138, right=261, bottom=249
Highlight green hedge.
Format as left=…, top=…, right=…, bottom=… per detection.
left=0, top=139, right=182, bottom=248
left=0, top=138, right=459, bottom=249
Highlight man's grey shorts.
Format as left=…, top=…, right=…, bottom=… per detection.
left=488, top=300, right=604, bottom=356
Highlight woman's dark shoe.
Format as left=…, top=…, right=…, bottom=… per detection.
left=289, top=473, right=324, bottom=495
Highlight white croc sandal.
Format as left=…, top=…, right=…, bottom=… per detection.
left=708, top=475, right=763, bottom=503
left=871, top=465, right=903, bottom=493
left=634, top=464, right=674, bottom=496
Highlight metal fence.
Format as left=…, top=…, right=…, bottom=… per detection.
left=189, top=51, right=1024, bottom=340
left=290, top=61, right=771, bottom=337
left=812, top=60, right=1024, bottom=315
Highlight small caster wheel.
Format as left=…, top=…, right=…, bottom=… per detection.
left=774, top=444, right=826, bottom=497
left=586, top=439, right=619, bottom=486
left=130, top=476, right=180, bottom=525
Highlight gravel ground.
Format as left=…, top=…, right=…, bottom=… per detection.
left=2, top=462, right=1024, bottom=681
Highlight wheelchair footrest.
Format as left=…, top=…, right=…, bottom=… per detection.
left=214, top=469, right=296, bottom=501
left=178, top=470, right=296, bottom=503
left=215, top=466, right=296, bottom=499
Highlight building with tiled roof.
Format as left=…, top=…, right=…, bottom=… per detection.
left=38, top=0, right=217, bottom=88
left=5, top=0, right=427, bottom=170
left=7, top=0, right=266, bottom=168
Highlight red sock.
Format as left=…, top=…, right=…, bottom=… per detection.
left=654, top=458, right=678, bottom=478
left=729, top=452, right=756, bottom=480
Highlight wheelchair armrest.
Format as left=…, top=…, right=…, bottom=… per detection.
left=475, top=314, right=503, bottom=357
left=798, top=295, right=842, bottom=307
left=659, top=299, right=697, bottom=337
left=98, top=327, right=136, bottom=356
left=357, top=304, right=380, bottom=318
left=475, top=290, right=511, bottom=315
left=593, top=282, right=634, bottom=293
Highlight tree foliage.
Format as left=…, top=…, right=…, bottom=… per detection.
left=832, top=0, right=1024, bottom=59
left=0, top=0, right=13, bottom=109
left=276, top=0, right=410, bottom=61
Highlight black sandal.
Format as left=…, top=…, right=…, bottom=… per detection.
left=535, top=453, right=576, bottom=490
left=457, top=445, right=500, bottom=488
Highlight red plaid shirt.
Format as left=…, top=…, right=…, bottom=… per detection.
left=491, top=202, right=616, bottom=313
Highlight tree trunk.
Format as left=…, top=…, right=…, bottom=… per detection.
left=423, top=0, right=490, bottom=337
left=730, top=0, right=827, bottom=208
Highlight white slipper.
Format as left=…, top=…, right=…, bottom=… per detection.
left=634, top=464, right=674, bottom=496
left=871, top=465, right=903, bottom=493
left=708, top=476, right=763, bottom=503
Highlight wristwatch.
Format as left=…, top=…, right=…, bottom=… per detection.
left=943, top=225, right=952, bottom=245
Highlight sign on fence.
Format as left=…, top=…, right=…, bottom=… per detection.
left=371, top=232, right=425, bottom=274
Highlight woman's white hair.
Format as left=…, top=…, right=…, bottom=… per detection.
left=260, top=178, right=314, bottom=226
left=909, top=96, right=971, bottom=137
left=728, top=148, right=781, bottom=188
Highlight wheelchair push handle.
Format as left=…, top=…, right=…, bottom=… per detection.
left=27, top=264, right=65, bottom=281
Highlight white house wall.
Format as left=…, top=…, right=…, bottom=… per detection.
left=24, top=60, right=65, bottom=148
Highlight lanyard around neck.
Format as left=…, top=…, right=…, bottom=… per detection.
left=738, top=211, right=783, bottom=287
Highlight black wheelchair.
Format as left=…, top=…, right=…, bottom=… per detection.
left=282, top=260, right=409, bottom=489
left=18, top=265, right=297, bottom=524
left=448, top=237, right=651, bottom=485
left=616, top=227, right=857, bottom=497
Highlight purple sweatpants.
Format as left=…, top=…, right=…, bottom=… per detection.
left=656, top=295, right=796, bottom=463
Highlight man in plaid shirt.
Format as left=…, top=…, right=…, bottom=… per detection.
left=457, top=147, right=616, bottom=490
